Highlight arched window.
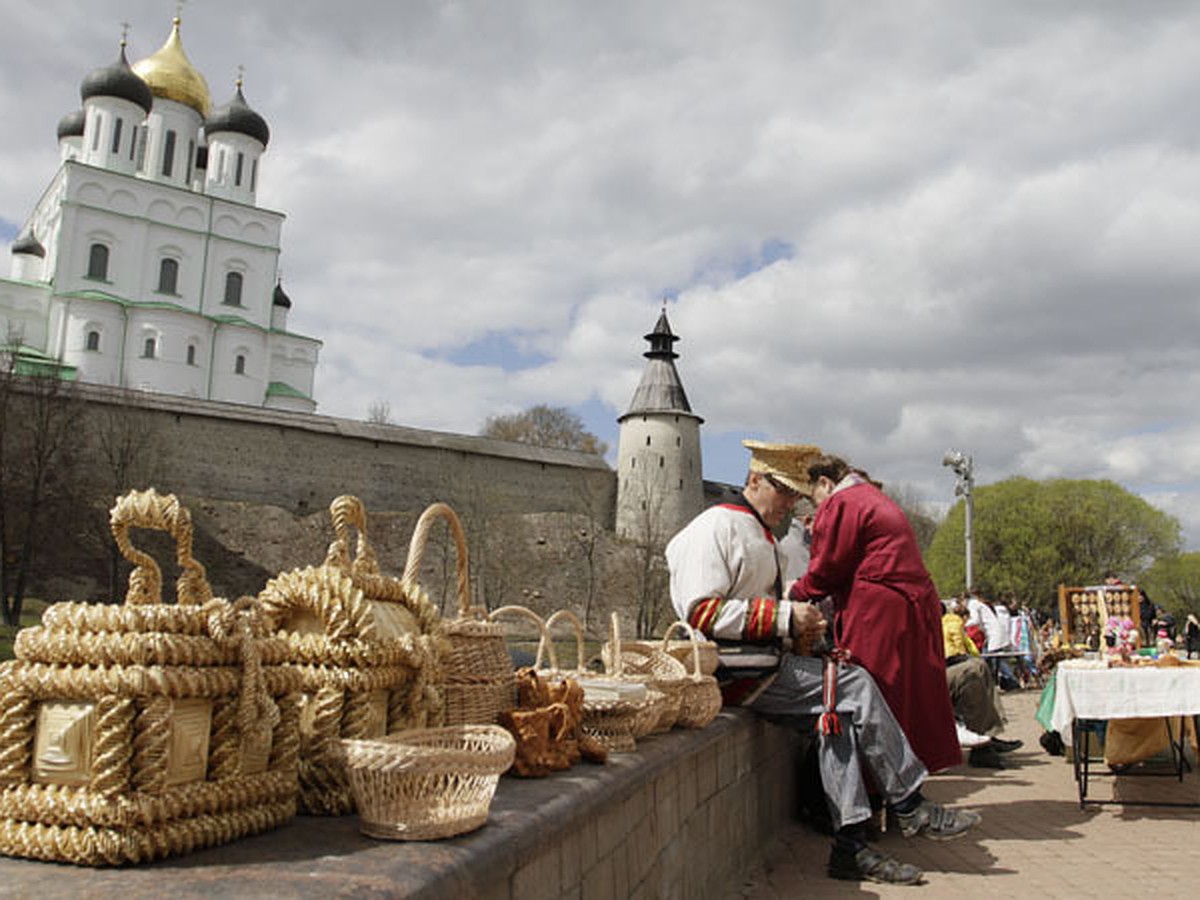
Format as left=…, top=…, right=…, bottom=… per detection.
left=85, top=330, right=100, bottom=352
left=86, top=243, right=109, bottom=279
left=186, top=344, right=197, bottom=366
left=234, top=354, right=246, bottom=375
left=142, top=337, right=156, bottom=359
left=223, top=272, right=243, bottom=306
left=162, top=130, right=176, bottom=177
left=111, top=118, right=123, bottom=154
left=157, top=258, right=179, bottom=294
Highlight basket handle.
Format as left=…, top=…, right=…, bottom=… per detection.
left=109, top=488, right=213, bottom=606
left=608, top=611, right=625, bottom=677
left=489, top=605, right=550, bottom=668
left=542, top=609, right=587, bottom=674
left=324, top=494, right=381, bottom=577
left=661, top=619, right=703, bottom=677
left=401, top=502, right=471, bottom=616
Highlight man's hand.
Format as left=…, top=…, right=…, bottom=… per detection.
left=791, top=602, right=826, bottom=642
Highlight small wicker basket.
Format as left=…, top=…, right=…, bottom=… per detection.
left=404, top=504, right=515, bottom=726
left=338, top=725, right=515, bottom=840
left=662, top=621, right=722, bottom=729
left=602, top=614, right=688, bottom=733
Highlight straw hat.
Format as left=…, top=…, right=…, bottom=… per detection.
left=742, top=440, right=824, bottom=496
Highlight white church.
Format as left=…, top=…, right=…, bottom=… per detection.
left=1, top=17, right=320, bottom=412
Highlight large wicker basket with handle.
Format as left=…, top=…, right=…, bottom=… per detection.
left=256, top=495, right=446, bottom=815
left=602, top=614, right=688, bottom=733
left=405, top=504, right=515, bottom=726
left=338, top=725, right=514, bottom=840
left=0, top=489, right=302, bottom=866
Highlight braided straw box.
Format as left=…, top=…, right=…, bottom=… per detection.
left=0, top=489, right=302, bottom=866
left=256, top=496, right=446, bottom=816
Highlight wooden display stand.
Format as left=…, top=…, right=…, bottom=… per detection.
left=1058, top=584, right=1143, bottom=647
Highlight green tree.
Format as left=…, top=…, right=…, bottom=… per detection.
left=481, top=405, right=608, bottom=456
left=925, top=477, right=1180, bottom=614
left=1140, top=552, right=1200, bottom=619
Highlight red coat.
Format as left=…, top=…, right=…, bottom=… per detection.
left=791, top=481, right=961, bottom=772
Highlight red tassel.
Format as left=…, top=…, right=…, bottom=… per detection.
left=814, top=648, right=849, bottom=737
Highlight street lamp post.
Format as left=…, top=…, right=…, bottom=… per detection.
left=942, top=449, right=975, bottom=594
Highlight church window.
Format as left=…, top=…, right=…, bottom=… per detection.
left=659, top=456, right=665, bottom=467
left=678, top=479, right=683, bottom=490
left=250, top=159, right=258, bottom=192
left=186, top=140, right=195, bottom=182
left=217, top=149, right=226, bottom=181
left=162, top=130, right=176, bottom=177
left=136, top=127, right=147, bottom=168
left=142, top=337, right=156, bottom=359
left=111, top=118, right=123, bottom=154
left=223, top=272, right=243, bottom=306
left=630, top=458, right=636, bottom=469
left=235, top=152, right=244, bottom=187
left=676, top=436, right=681, bottom=446
left=129, top=125, right=138, bottom=160
left=645, top=435, right=651, bottom=446
left=85, top=330, right=100, bottom=352
left=235, top=354, right=247, bottom=375
left=186, top=344, right=197, bottom=366
left=91, top=113, right=101, bottom=150
left=157, top=258, right=179, bottom=294
left=86, top=243, right=109, bottom=280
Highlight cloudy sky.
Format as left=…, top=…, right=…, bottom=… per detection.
left=4, top=0, right=1200, bottom=548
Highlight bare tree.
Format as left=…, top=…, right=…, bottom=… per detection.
left=366, top=399, right=393, bottom=425
left=0, top=347, right=82, bottom=625
left=617, top=470, right=672, bottom=638
left=571, top=471, right=612, bottom=629
left=481, top=404, right=608, bottom=456
left=83, top=395, right=162, bottom=601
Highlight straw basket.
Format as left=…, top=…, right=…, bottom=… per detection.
left=256, top=495, right=445, bottom=815
left=406, top=504, right=515, bottom=726
left=338, top=725, right=514, bottom=840
left=661, top=622, right=722, bottom=729
left=543, top=610, right=661, bottom=753
left=0, top=489, right=301, bottom=865
left=602, top=614, right=688, bottom=733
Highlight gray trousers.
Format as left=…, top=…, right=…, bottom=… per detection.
left=751, top=654, right=928, bottom=829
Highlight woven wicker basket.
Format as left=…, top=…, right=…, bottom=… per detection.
left=338, top=725, right=515, bottom=840
left=256, top=495, right=445, bottom=815
left=0, top=489, right=302, bottom=866
left=542, top=610, right=661, bottom=752
left=602, top=615, right=687, bottom=733
left=661, top=621, right=722, bottom=729
left=405, top=504, right=515, bottom=726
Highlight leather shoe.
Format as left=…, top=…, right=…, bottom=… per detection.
left=991, top=737, right=1023, bottom=753
left=969, top=746, right=1005, bottom=768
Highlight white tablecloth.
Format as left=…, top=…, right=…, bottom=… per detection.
left=1048, top=660, right=1200, bottom=736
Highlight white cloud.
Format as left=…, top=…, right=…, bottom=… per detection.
left=5, top=0, right=1200, bottom=547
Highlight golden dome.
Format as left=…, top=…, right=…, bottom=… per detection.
left=132, top=17, right=211, bottom=116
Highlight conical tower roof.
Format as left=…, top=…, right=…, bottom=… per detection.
left=619, top=308, right=702, bottom=422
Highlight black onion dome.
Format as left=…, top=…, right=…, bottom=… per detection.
left=272, top=282, right=292, bottom=308
left=56, top=108, right=86, bottom=140
left=206, top=84, right=270, bottom=148
left=80, top=45, right=153, bottom=114
left=12, top=232, right=46, bottom=258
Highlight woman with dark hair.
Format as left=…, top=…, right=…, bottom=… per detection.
left=788, top=454, right=961, bottom=773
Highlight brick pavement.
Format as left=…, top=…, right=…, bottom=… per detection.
left=729, top=688, right=1200, bottom=898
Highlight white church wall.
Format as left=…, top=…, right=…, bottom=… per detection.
left=58, top=296, right=125, bottom=385
left=210, top=324, right=267, bottom=406
left=0, top=280, right=49, bottom=348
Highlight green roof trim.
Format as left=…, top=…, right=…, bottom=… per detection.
left=0, top=344, right=77, bottom=380
left=266, top=380, right=311, bottom=399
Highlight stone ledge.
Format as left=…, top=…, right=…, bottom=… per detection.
left=0, top=709, right=798, bottom=899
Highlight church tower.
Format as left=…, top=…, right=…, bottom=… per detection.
left=615, top=308, right=704, bottom=542
left=1, top=17, right=321, bottom=412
